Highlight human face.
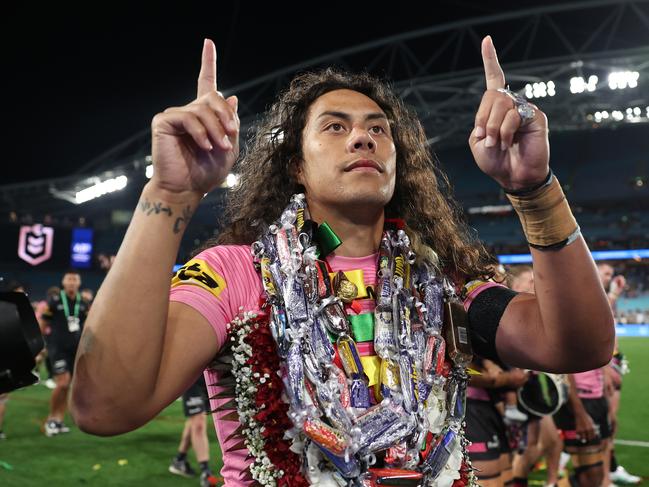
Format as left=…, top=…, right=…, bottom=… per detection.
left=298, top=89, right=397, bottom=212
left=598, top=264, right=614, bottom=288
left=511, top=270, right=534, bottom=293
left=62, top=273, right=81, bottom=294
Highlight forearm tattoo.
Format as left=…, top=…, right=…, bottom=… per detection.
left=138, top=198, right=173, bottom=216
left=173, top=205, right=193, bottom=234
left=138, top=197, right=193, bottom=234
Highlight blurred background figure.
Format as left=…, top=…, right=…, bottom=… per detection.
left=168, top=375, right=218, bottom=487
left=507, top=266, right=566, bottom=487
left=597, top=263, right=641, bottom=486
left=80, top=288, right=94, bottom=306
left=40, top=270, right=90, bottom=437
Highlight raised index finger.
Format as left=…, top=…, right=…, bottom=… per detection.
left=197, top=38, right=217, bottom=98
left=482, top=36, right=505, bottom=90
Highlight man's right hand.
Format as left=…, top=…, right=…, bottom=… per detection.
left=574, top=409, right=598, bottom=443
left=150, top=39, right=240, bottom=199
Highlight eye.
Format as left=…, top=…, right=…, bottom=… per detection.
left=327, top=122, right=345, bottom=132
left=370, top=125, right=386, bottom=134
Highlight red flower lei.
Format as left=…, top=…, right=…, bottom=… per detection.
left=229, top=310, right=309, bottom=486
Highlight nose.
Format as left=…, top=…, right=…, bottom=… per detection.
left=346, top=127, right=376, bottom=153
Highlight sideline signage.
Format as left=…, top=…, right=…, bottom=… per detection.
left=615, top=324, right=649, bottom=337
left=70, top=228, right=93, bottom=268
left=17, top=224, right=54, bottom=266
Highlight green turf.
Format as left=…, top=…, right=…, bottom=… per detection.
left=609, top=337, right=649, bottom=479
left=1, top=338, right=647, bottom=485
left=0, top=367, right=224, bottom=486
left=527, top=337, right=649, bottom=484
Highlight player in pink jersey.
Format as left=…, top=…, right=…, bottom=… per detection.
left=553, top=367, right=609, bottom=487
left=70, top=37, right=614, bottom=485
left=597, top=263, right=641, bottom=486
left=507, top=266, right=564, bottom=487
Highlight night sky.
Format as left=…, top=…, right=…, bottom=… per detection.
left=4, top=1, right=568, bottom=185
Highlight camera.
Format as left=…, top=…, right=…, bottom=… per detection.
left=0, top=292, right=44, bottom=393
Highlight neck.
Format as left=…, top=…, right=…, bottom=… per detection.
left=307, top=198, right=384, bottom=257
left=65, top=290, right=77, bottom=299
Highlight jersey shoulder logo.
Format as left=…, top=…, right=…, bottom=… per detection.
left=171, top=258, right=226, bottom=299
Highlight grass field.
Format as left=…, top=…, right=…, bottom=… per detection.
left=1, top=338, right=647, bottom=486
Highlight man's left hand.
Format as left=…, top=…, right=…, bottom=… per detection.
left=469, top=36, right=550, bottom=191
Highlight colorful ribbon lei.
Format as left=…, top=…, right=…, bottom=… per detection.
left=221, top=194, right=477, bottom=486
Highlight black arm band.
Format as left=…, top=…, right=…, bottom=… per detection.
left=468, top=286, right=518, bottom=363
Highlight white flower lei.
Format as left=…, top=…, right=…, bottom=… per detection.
left=228, top=313, right=280, bottom=486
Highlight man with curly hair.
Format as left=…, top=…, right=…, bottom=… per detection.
left=71, top=37, right=614, bottom=486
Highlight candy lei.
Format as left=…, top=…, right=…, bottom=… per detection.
left=228, top=194, right=476, bottom=486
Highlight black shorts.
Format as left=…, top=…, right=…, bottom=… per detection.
left=182, top=376, right=209, bottom=417
left=465, top=399, right=511, bottom=461
left=553, top=396, right=611, bottom=448
left=46, top=340, right=79, bottom=376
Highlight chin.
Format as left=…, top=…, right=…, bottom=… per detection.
left=307, top=179, right=394, bottom=211
left=339, top=185, right=393, bottom=208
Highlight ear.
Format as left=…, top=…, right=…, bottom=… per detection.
left=289, top=156, right=305, bottom=185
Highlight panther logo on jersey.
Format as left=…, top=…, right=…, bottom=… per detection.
left=171, top=258, right=226, bottom=299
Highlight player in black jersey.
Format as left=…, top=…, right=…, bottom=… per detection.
left=41, top=270, right=90, bottom=436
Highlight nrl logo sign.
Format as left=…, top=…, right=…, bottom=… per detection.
left=17, top=224, right=54, bottom=266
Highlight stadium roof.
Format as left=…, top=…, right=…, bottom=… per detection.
left=3, top=0, right=648, bottom=218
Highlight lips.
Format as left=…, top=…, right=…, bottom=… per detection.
left=344, top=159, right=383, bottom=173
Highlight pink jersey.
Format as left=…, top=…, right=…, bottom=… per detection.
left=573, top=368, right=604, bottom=399
left=170, top=245, right=381, bottom=485
left=170, top=244, right=497, bottom=484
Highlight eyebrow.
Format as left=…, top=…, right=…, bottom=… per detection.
left=316, top=110, right=388, bottom=122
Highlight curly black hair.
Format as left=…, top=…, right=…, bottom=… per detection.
left=211, top=68, right=494, bottom=281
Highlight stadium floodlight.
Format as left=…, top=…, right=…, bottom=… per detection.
left=145, top=164, right=154, bottom=179
left=75, top=175, right=128, bottom=204
left=608, top=71, right=639, bottom=90
left=594, top=110, right=611, bottom=122
left=625, top=107, right=644, bottom=121
left=593, top=106, right=649, bottom=124
left=571, top=77, right=584, bottom=94
left=525, top=81, right=556, bottom=99
left=570, top=75, right=598, bottom=94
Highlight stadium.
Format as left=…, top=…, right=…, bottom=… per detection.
left=1, top=1, right=648, bottom=486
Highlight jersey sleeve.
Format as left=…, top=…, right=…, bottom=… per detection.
left=462, top=279, right=518, bottom=363
left=169, top=245, right=263, bottom=350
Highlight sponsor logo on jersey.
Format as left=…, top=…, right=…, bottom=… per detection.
left=171, top=258, right=226, bottom=299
